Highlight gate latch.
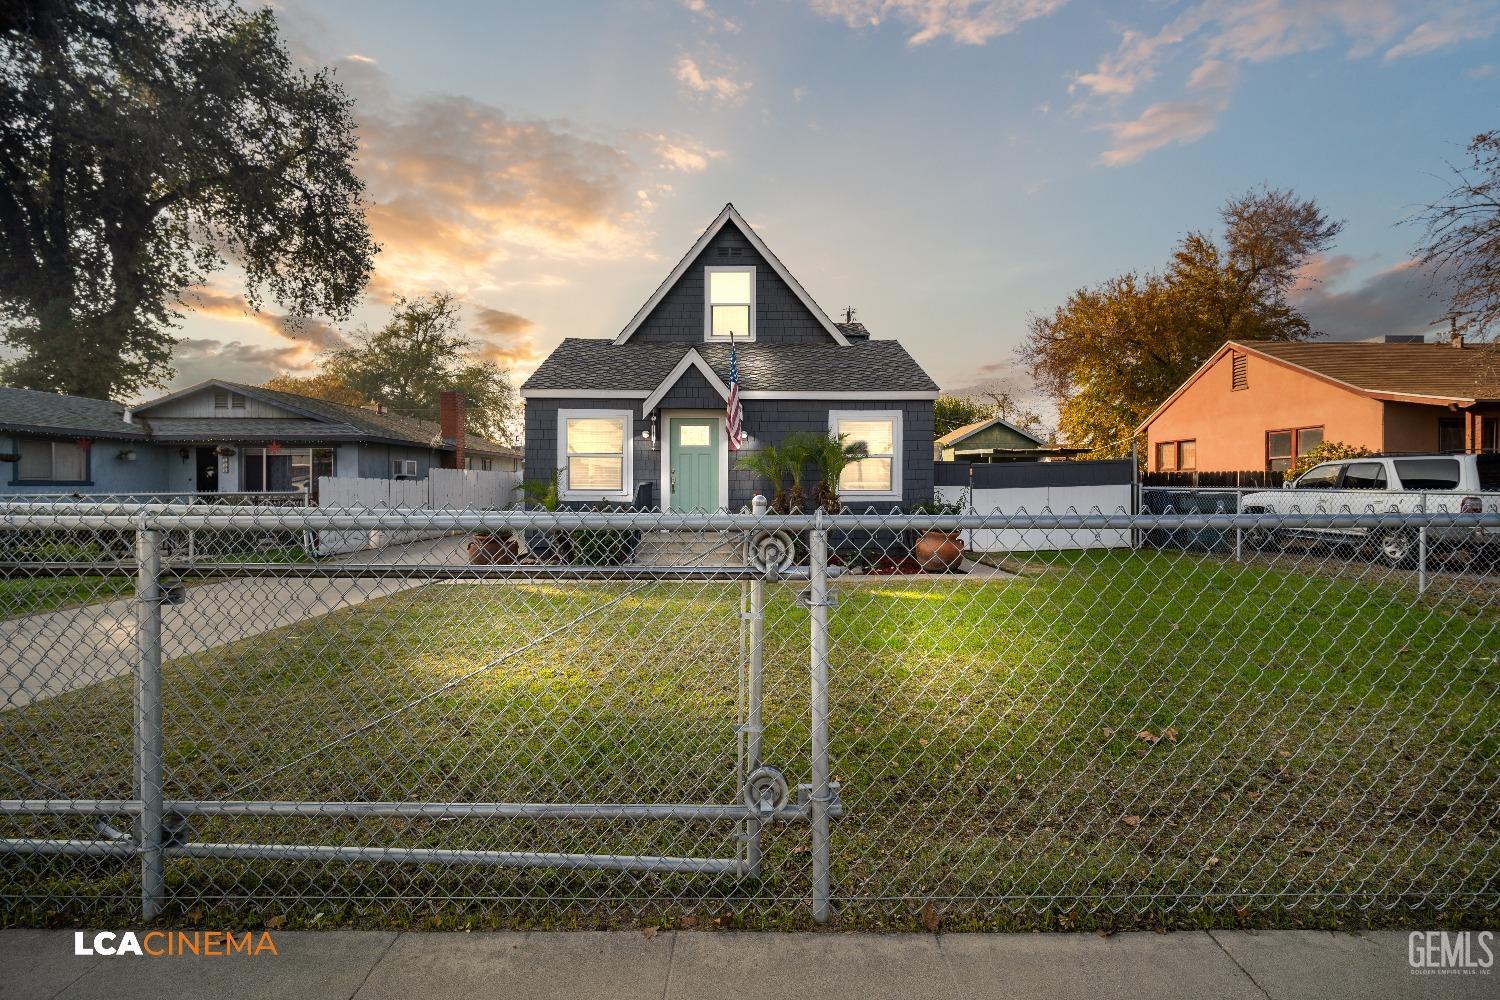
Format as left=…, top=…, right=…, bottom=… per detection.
left=797, top=781, right=844, bottom=820
left=795, top=589, right=839, bottom=610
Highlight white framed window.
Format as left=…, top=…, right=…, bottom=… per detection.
left=829, top=409, right=903, bottom=501
left=559, top=409, right=632, bottom=501
left=15, top=438, right=88, bottom=482
left=392, top=459, right=418, bottom=479
left=704, top=265, right=755, bottom=341
left=213, top=388, right=247, bottom=414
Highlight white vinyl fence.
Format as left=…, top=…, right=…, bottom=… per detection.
left=315, top=467, right=521, bottom=554
left=935, top=459, right=1134, bottom=553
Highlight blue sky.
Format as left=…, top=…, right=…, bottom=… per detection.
left=170, top=0, right=1500, bottom=409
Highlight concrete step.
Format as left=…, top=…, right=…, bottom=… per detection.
left=632, top=530, right=745, bottom=567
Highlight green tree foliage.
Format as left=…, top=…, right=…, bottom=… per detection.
left=323, top=292, right=519, bottom=443
left=934, top=390, right=1050, bottom=439
left=1414, top=129, right=1500, bottom=341
left=736, top=443, right=790, bottom=514
left=1290, top=440, right=1374, bottom=479
left=262, top=371, right=367, bottom=408
left=1022, top=187, right=1342, bottom=457
left=0, top=0, right=377, bottom=399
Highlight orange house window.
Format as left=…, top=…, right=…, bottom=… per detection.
left=1156, top=439, right=1196, bottom=472
left=1267, top=426, right=1323, bottom=473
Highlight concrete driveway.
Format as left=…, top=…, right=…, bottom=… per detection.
left=0, top=535, right=468, bottom=709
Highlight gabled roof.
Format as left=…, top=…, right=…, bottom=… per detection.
left=612, top=204, right=850, bottom=346
left=639, top=349, right=730, bottom=416
left=1136, top=339, right=1500, bottom=433
left=0, top=386, right=146, bottom=440
left=521, top=339, right=939, bottom=398
left=135, top=380, right=520, bottom=457
left=936, top=414, right=1046, bottom=448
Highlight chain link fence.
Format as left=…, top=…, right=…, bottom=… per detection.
left=1, top=497, right=1496, bottom=930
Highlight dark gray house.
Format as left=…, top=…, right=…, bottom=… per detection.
left=520, top=205, right=939, bottom=511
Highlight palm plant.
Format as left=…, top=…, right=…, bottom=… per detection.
left=778, top=431, right=823, bottom=514
left=515, top=471, right=561, bottom=511
left=809, top=433, right=870, bottom=513
left=736, top=444, right=790, bottom=513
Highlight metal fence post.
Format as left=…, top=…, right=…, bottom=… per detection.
left=745, top=495, right=768, bottom=876
left=1418, top=526, right=1428, bottom=595
left=808, top=511, right=832, bottom=924
left=134, top=520, right=166, bottom=920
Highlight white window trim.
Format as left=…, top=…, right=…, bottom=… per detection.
left=660, top=410, right=729, bottom=513
left=558, top=408, right=634, bottom=502
left=704, top=265, right=756, bottom=342
left=829, top=409, right=903, bottom=502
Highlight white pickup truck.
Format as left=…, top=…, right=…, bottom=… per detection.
left=1240, top=453, right=1500, bottom=567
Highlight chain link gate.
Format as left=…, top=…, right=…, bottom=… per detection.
left=2, top=499, right=1497, bottom=928
left=0, top=501, right=849, bottom=923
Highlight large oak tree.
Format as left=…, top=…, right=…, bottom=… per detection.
left=322, top=293, right=520, bottom=444
left=0, top=0, right=377, bottom=399
left=1021, top=188, right=1342, bottom=456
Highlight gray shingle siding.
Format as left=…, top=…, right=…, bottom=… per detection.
left=628, top=220, right=834, bottom=345
left=528, top=396, right=935, bottom=511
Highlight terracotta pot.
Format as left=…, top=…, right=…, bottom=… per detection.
left=914, top=529, right=964, bottom=572
left=468, top=534, right=519, bottom=565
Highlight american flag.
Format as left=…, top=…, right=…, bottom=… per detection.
left=726, top=339, right=745, bottom=451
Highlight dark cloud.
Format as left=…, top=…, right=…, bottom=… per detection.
left=1292, top=259, right=1449, bottom=342
left=166, top=338, right=310, bottom=391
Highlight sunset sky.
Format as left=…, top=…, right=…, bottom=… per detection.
left=170, top=0, right=1500, bottom=410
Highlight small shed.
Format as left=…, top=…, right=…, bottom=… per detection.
left=934, top=414, right=1047, bottom=462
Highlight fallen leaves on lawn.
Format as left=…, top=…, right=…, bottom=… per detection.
left=920, top=903, right=941, bottom=932
left=1121, top=814, right=1142, bottom=828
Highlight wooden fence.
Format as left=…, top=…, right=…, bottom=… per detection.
left=314, top=467, right=521, bottom=554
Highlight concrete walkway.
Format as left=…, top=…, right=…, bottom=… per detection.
left=0, top=535, right=468, bottom=708
left=3, top=929, right=1491, bottom=1000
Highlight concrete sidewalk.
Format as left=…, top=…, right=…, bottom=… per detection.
left=4, top=929, right=1492, bottom=1000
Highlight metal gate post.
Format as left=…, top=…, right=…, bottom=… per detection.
left=134, top=521, right=166, bottom=919
left=745, top=495, right=769, bottom=876
left=808, top=512, right=832, bottom=923
left=1418, top=526, right=1428, bottom=595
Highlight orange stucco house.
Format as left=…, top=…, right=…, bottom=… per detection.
left=1138, top=338, right=1500, bottom=474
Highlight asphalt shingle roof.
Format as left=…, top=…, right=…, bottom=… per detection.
left=521, top=339, right=939, bottom=395
left=0, top=386, right=146, bottom=440
left=1246, top=340, right=1500, bottom=402
left=142, top=381, right=520, bottom=457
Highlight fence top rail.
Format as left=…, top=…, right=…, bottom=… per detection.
left=2, top=503, right=1498, bottom=532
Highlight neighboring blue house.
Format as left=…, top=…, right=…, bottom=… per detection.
left=520, top=204, right=939, bottom=511
left=1, top=381, right=520, bottom=495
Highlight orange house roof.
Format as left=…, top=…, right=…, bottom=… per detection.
left=1137, top=340, right=1500, bottom=433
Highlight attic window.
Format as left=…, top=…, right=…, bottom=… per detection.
left=705, top=266, right=755, bottom=341
left=1230, top=352, right=1248, bottom=391
left=213, top=389, right=247, bottom=413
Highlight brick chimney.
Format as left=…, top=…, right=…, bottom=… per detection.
left=1450, top=316, right=1465, bottom=349
left=439, top=390, right=466, bottom=469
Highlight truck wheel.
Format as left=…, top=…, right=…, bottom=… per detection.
left=1376, top=529, right=1418, bottom=568
left=1242, top=507, right=1280, bottom=552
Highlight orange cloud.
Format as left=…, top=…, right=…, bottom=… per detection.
left=181, top=287, right=347, bottom=351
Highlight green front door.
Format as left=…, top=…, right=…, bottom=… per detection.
left=669, top=417, right=721, bottom=512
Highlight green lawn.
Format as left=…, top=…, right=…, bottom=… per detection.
left=2, top=549, right=1496, bottom=931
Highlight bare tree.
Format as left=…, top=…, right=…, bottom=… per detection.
left=1414, top=131, right=1500, bottom=341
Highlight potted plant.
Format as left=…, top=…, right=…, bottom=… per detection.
left=514, top=471, right=568, bottom=561
left=809, top=433, right=869, bottom=514
left=912, top=495, right=968, bottom=572
left=467, top=527, right=520, bottom=565
left=736, top=444, right=791, bottom=514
